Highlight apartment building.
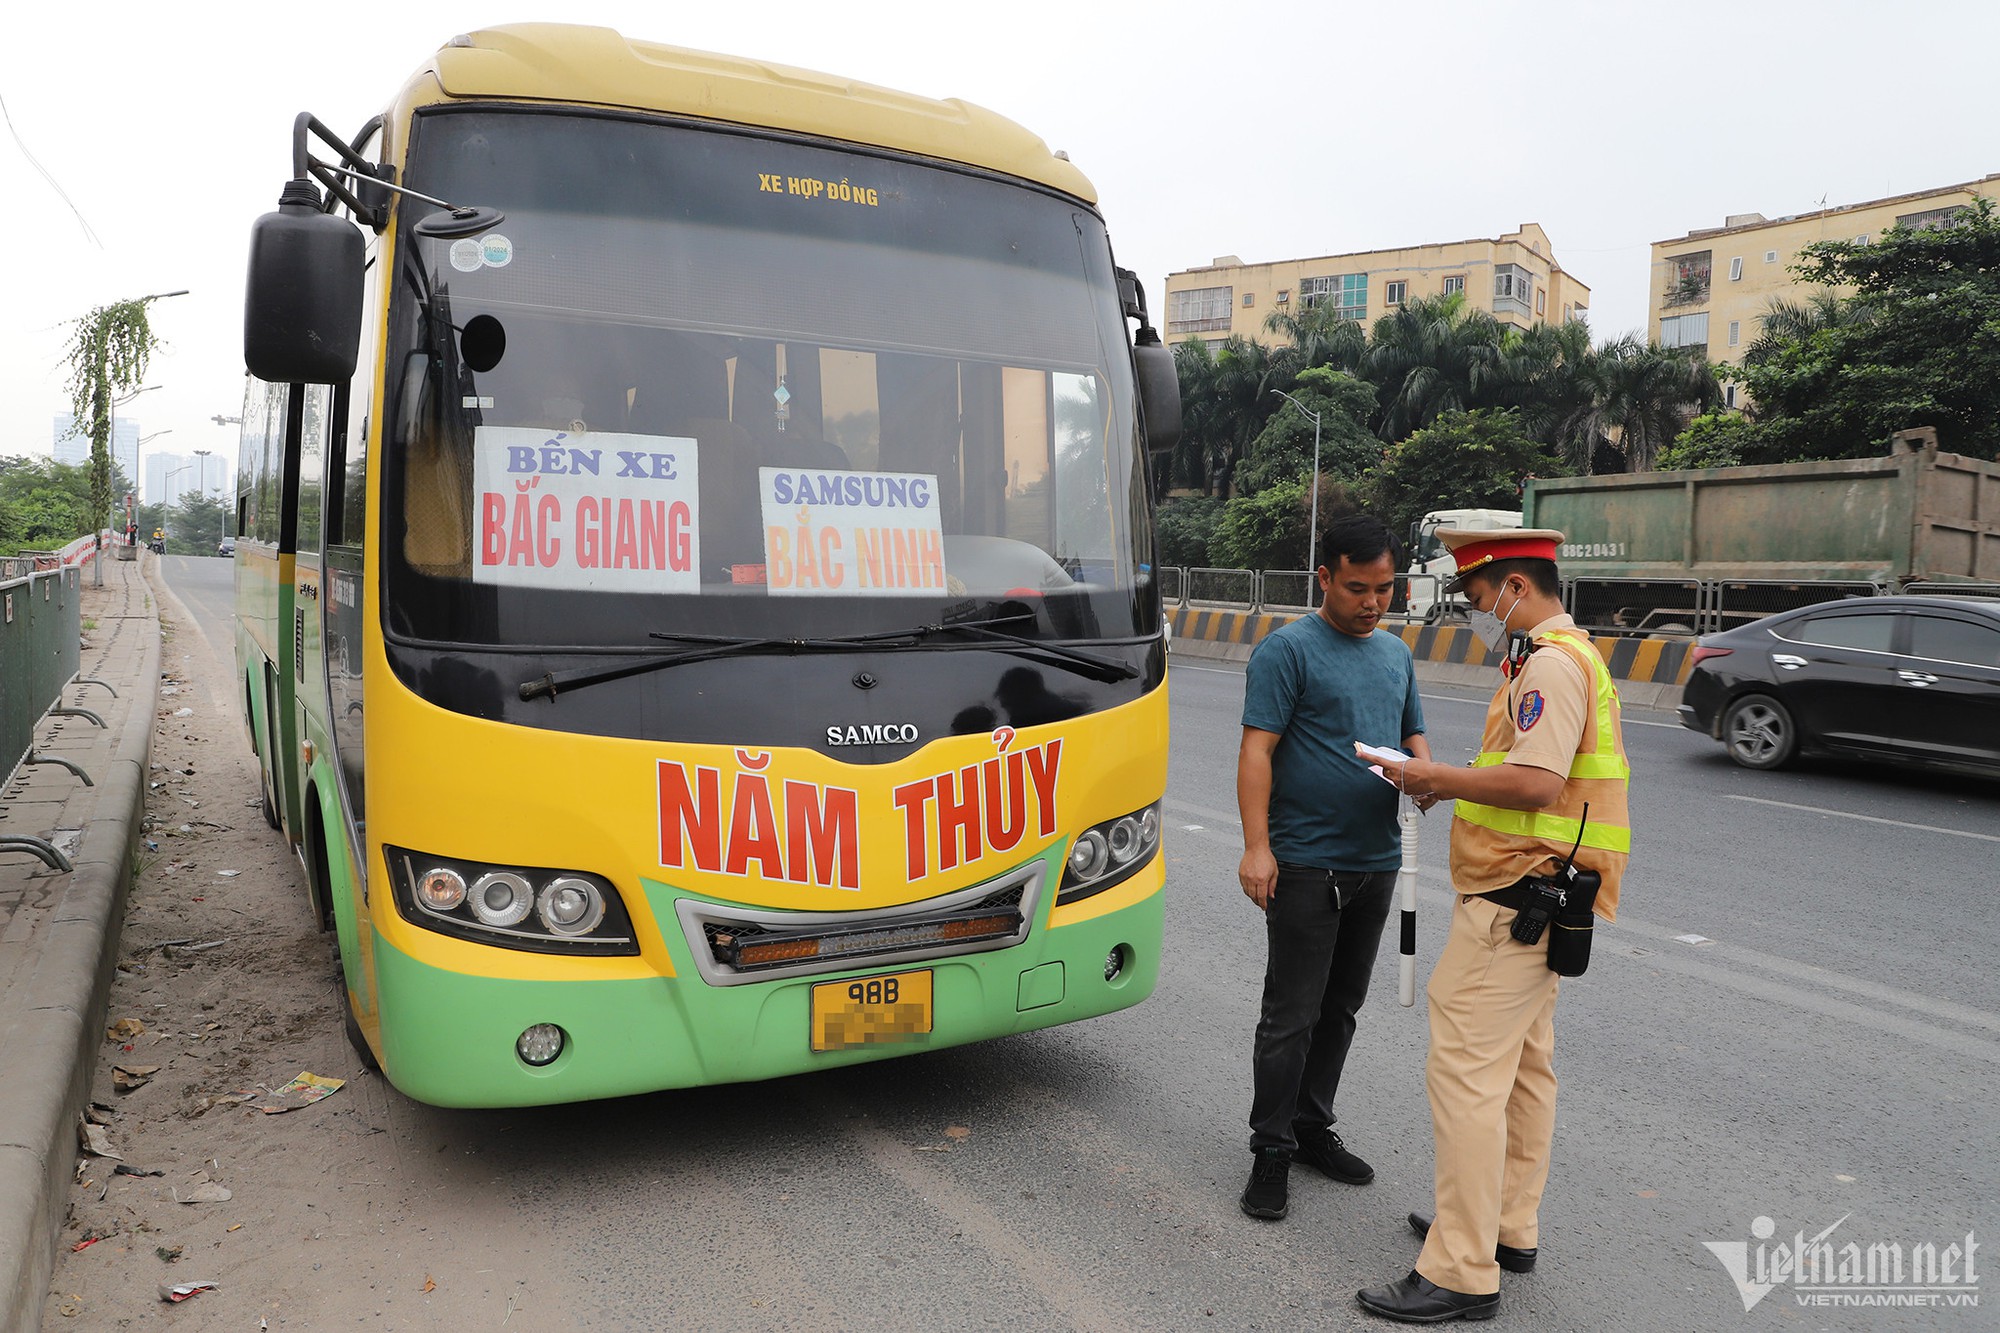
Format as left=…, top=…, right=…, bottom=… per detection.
left=1648, top=173, right=2000, bottom=371
left=1162, top=223, right=1591, bottom=350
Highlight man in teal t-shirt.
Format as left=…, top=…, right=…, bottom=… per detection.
left=1236, top=513, right=1432, bottom=1222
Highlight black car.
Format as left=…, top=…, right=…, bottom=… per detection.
left=1678, top=595, right=2000, bottom=773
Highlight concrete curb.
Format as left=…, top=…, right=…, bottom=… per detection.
left=0, top=559, right=158, bottom=1333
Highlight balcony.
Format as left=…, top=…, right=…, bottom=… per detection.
left=1663, top=251, right=1712, bottom=309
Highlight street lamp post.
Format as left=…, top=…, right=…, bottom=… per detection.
left=1270, top=389, right=1324, bottom=576
left=162, top=465, right=195, bottom=547
left=136, top=429, right=172, bottom=508
left=98, top=385, right=161, bottom=585
left=193, top=449, right=213, bottom=500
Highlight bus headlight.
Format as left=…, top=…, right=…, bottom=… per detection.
left=1057, top=801, right=1162, bottom=904
left=538, top=877, right=606, bottom=935
left=387, top=847, right=638, bottom=956
left=469, top=872, right=535, bottom=927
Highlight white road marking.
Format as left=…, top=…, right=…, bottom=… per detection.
left=1726, top=794, right=2000, bottom=844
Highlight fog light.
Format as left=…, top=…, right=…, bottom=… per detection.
left=416, top=866, right=467, bottom=912
left=1104, top=947, right=1125, bottom=982
left=538, top=877, right=605, bottom=935
left=516, top=1023, right=565, bottom=1067
left=469, top=871, right=534, bottom=927
left=1068, top=830, right=1109, bottom=880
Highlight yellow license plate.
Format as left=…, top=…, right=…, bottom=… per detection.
left=810, top=969, right=933, bottom=1053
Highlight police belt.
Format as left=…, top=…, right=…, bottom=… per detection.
left=1475, top=880, right=1548, bottom=912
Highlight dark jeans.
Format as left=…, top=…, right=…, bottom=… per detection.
left=1248, top=866, right=1398, bottom=1152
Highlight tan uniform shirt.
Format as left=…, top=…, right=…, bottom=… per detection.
left=1447, top=613, right=1629, bottom=920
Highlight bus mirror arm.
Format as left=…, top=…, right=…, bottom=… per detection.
left=1116, top=268, right=1182, bottom=456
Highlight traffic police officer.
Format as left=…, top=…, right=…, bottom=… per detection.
left=1357, top=528, right=1630, bottom=1324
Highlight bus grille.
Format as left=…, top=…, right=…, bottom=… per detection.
left=674, top=866, right=1042, bottom=987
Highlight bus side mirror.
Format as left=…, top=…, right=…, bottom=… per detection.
left=1133, top=332, right=1182, bottom=455
left=244, top=178, right=364, bottom=384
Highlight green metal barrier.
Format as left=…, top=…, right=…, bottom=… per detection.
left=1, top=561, right=83, bottom=787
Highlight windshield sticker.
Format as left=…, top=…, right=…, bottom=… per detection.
left=480, top=234, right=513, bottom=267
left=759, top=468, right=946, bottom=597
left=757, top=173, right=880, bottom=207
left=449, top=238, right=484, bottom=272
left=472, top=427, right=700, bottom=592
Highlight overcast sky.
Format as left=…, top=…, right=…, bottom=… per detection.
left=4, top=0, right=1993, bottom=490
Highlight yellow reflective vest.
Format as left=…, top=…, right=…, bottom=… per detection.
left=1450, top=623, right=1630, bottom=921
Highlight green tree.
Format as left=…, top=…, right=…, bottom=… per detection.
left=1562, top=334, right=1721, bottom=473
left=1363, top=409, right=1562, bottom=538
left=1657, top=412, right=1772, bottom=470
left=1729, top=198, right=2000, bottom=460
left=166, top=490, right=229, bottom=554
left=1152, top=495, right=1224, bottom=567
left=1209, top=477, right=1362, bottom=573
left=0, top=457, right=94, bottom=554
left=1361, top=293, right=1507, bottom=441
left=1235, top=367, right=1382, bottom=495
left=61, top=295, right=173, bottom=568
left=1262, top=299, right=1367, bottom=382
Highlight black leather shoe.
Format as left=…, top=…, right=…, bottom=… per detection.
left=1356, top=1272, right=1498, bottom=1323
left=1407, top=1212, right=1538, bottom=1273
left=1293, top=1122, right=1374, bottom=1185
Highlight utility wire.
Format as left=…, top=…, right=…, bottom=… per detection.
left=0, top=90, right=102, bottom=247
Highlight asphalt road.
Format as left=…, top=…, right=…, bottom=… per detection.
left=152, top=556, right=2000, bottom=1330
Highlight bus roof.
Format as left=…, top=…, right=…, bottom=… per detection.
left=406, top=24, right=1099, bottom=204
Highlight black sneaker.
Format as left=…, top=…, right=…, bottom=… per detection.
left=1294, top=1123, right=1374, bottom=1185
left=1240, top=1147, right=1291, bottom=1220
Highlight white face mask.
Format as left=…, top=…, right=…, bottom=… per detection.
left=1468, top=584, right=1521, bottom=652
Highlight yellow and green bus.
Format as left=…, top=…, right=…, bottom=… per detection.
left=233, top=23, right=1180, bottom=1108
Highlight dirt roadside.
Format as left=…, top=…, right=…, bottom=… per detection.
left=41, top=568, right=576, bottom=1330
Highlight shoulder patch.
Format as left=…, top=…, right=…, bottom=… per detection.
left=1517, top=690, right=1545, bottom=731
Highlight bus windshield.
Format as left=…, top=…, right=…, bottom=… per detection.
left=382, top=108, right=1155, bottom=652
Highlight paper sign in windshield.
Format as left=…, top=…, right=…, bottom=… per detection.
left=473, top=427, right=700, bottom=592
left=760, top=468, right=946, bottom=597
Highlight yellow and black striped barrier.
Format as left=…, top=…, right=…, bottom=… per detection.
left=1166, top=605, right=1694, bottom=688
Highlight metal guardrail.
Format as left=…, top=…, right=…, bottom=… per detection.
left=1258, top=570, right=1315, bottom=612
left=1903, top=581, right=2000, bottom=599
left=1709, top=579, right=1884, bottom=634
left=1163, top=567, right=1440, bottom=620
left=1, top=563, right=84, bottom=786
left=1186, top=567, right=1258, bottom=607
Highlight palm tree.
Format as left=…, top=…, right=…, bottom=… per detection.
left=1742, top=290, right=1860, bottom=369
left=1262, top=300, right=1367, bottom=381
left=1361, top=293, right=1507, bottom=441
left=1495, top=320, right=1605, bottom=471
left=1566, top=335, right=1722, bottom=473
left=1168, top=339, right=1224, bottom=492
left=1209, top=336, right=1285, bottom=495
left=1169, top=335, right=1285, bottom=496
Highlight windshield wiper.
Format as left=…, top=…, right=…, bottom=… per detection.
left=520, top=632, right=891, bottom=701
left=518, top=614, right=1137, bottom=702
left=908, top=615, right=1139, bottom=682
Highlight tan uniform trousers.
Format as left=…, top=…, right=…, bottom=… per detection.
left=1414, top=892, right=1559, bottom=1295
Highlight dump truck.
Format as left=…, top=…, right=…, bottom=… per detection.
left=1522, top=428, right=2000, bottom=633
